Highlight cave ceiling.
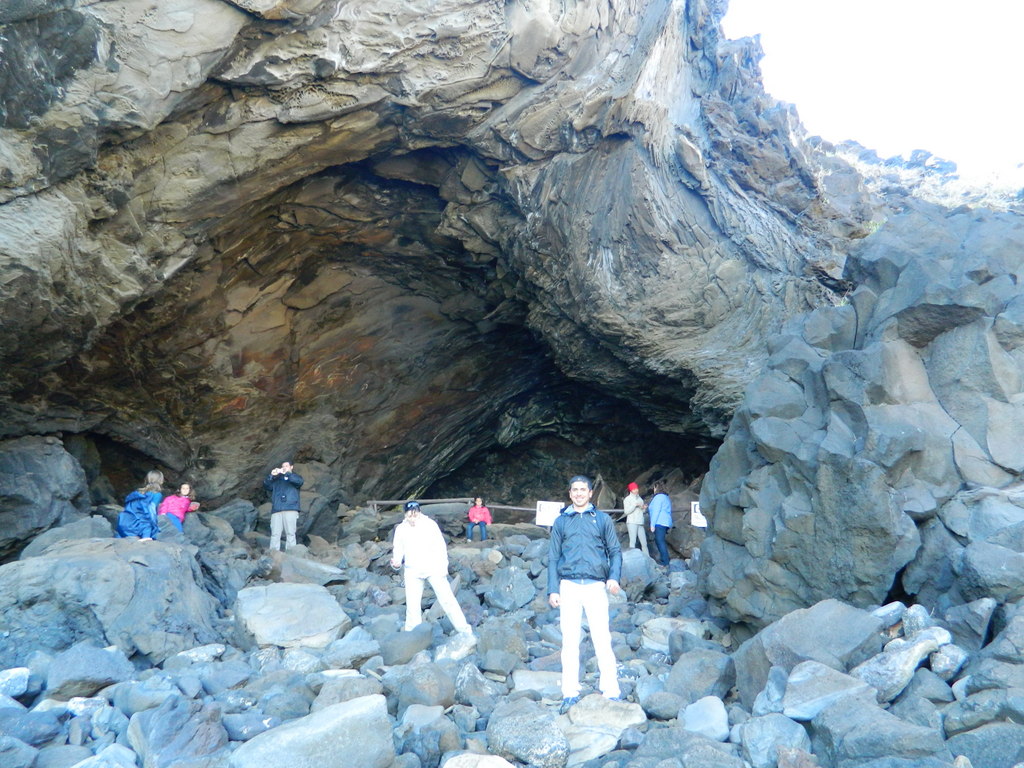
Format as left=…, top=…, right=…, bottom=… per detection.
left=0, top=0, right=877, bottom=504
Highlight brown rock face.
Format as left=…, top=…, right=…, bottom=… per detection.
left=0, top=0, right=874, bottom=509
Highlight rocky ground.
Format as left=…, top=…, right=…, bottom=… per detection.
left=1, top=494, right=1022, bottom=768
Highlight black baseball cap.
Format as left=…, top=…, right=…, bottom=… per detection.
left=404, top=501, right=421, bottom=512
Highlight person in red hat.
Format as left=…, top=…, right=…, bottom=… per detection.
left=622, top=482, right=649, bottom=555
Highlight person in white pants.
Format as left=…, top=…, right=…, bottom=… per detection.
left=548, top=475, right=623, bottom=713
left=391, top=501, right=472, bottom=635
left=622, top=481, right=649, bottom=555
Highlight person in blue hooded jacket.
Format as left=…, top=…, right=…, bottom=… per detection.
left=116, top=470, right=164, bottom=540
left=263, top=460, right=304, bottom=551
left=547, top=475, right=622, bottom=713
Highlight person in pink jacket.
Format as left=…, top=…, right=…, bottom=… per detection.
left=157, top=483, right=200, bottom=532
left=466, top=496, right=492, bottom=542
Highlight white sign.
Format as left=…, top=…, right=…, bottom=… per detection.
left=690, top=501, right=708, bottom=528
left=535, top=500, right=562, bottom=527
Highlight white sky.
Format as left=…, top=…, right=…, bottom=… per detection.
left=722, top=0, right=1024, bottom=188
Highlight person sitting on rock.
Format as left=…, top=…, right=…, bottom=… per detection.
left=116, top=470, right=164, bottom=541
left=466, top=496, right=492, bottom=542
left=391, top=501, right=474, bottom=637
left=548, top=475, right=622, bottom=713
left=157, top=482, right=200, bottom=533
left=263, top=460, right=303, bottom=551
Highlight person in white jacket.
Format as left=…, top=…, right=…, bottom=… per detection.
left=390, top=501, right=473, bottom=635
left=622, top=481, right=649, bottom=555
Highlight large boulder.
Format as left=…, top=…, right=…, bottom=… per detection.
left=0, top=538, right=222, bottom=666
left=234, top=583, right=351, bottom=649
left=0, top=436, right=90, bottom=562
left=228, top=694, right=395, bottom=768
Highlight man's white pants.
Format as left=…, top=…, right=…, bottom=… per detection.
left=404, top=570, right=471, bottom=634
left=627, top=522, right=649, bottom=555
left=269, top=510, right=298, bottom=550
left=558, top=579, right=620, bottom=699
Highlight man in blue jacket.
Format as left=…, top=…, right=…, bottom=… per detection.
left=548, top=475, right=622, bottom=713
left=263, top=461, right=303, bottom=551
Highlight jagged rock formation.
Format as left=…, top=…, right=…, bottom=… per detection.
left=700, top=194, right=1024, bottom=631
left=0, top=0, right=873, bottom=509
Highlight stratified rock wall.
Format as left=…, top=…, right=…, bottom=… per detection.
left=0, top=0, right=874, bottom=503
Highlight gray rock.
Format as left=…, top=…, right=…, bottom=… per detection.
left=0, top=538, right=222, bottom=667
left=380, top=624, right=434, bottom=666
left=733, top=600, right=885, bottom=708
left=0, top=667, right=30, bottom=698
left=959, top=541, right=1024, bottom=603
left=896, top=668, right=954, bottom=705
left=395, top=704, right=461, bottom=768
left=395, top=663, right=456, bottom=715
left=943, top=598, right=997, bottom=651
left=633, top=726, right=746, bottom=767
left=945, top=721, right=1024, bottom=768
left=850, top=626, right=951, bottom=702
left=751, top=665, right=788, bottom=716
left=19, top=516, right=113, bottom=560
left=481, top=649, right=519, bottom=676
left=929, top=643, right=969, bottom=681
left=782, top=660, right=877, bottom=722
left=943, top=688, right=1024, bottom=737
left=46, top=642, right=135, bottom=700
left=322, top=626, right=382, bottom=669
left=737, top=713, right=812, bottom=768
left=455, top=662, right=506, bottom=714
left=109, top=675, right=182, bottom=716
left=0, top=736, right=38, bottom=768
left=980, top=609, right=1024, bottom=663
left=558, top=694, right=646, bottom=765
left=680, top=695, right=729, bottom=741
left=486, top=697, right=569, bottom=768
left=31, top=744, right=92, bottom=768
left=126, top=695, right=229, bottom=766
left=477, top=618, right=528, bottom=661
left=310, top=672, right=383, bottom=711
left=222, top=712, right=282, bottom=742
left=0, top=708, right=62, bottom=747
left=0, top=436, right=89, bottom=561
left=228, top=694, right=395, bottom=768
left=234, top=583, right=351, bottom=649
left=209, top=499, right=258, bottom=537
left=619, top=548, right=659, bottom=601
left=809, top=695, right=951, bottom=767
left=484, top=566, right=535, bottom=612
left=664, top=648, right=735, bottom=705
left=642, top=690, right=685, bottom=720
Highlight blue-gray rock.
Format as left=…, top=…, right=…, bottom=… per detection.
left=0, top=735, right=37, bottom=768
left=943, top=688, right=1024, bottom=737
left=19, top=516, right=113, bottom=561
left=0, top=668, right=30, bottom=698
left=126, top=695, right=229, bottom=767
left=809, top=694, right=951, bottom=768
left=0, top=436, right=90, bottom=562
left=0, top=538, right=222, bottom=667
left=633, top=726, right=745, bottom=768
left=394, top=663, right=456, bottom=715
left=484, top=566, right=535, bottom=612
left=782, top=661, right=877, bottom=722
left=310, top=673, right=383, bottom=712
left=228, top=695, right=395, bottom=768
left=109, top=675, right=182, bottom=716
left=0, top=708, right=62, bottom=747
left=737, top=713, right=812, bottom=768
left=32, top=743, right=92, bottom=768
left=485, top=698, right=569, bottom=768
left=945, top=721, right=1024, bottom=768
left=680, top=695, right=729, bottom=742
left=395, top=704, right=461, bottom=768
left=732, top=599, right=885, bottom=708
left=222, top=712, right=281, bottom=741
left=46, top=642, right=135, bottom=700
left=322, top=626, right=382, bottom=669
left=664, top=648, right=734, bottom=705
left=850, top=626, right=951, bottom=703
left=380, top=624, right=433, bottom=665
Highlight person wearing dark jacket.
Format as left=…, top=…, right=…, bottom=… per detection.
left=116, top=470, right=164, bottom=540
left=547, top=475, right=622, bottom=713
left=263, top=461, right=303, bottom=551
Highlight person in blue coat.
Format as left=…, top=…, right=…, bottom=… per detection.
left=547, top=475, right=622, bottom=713
left=116, top=470, right=164, bottom=540
left=648, top=479, right=673, bottom=567
left=263, top=460, right=304, bottom=551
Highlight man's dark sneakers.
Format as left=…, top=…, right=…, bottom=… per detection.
left=559, top=696, right=581, bottom=714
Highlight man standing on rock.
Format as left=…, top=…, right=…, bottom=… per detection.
left=391, top=501, right=474, bottom=638
left=548, top=475, right=622, bottom=713
left=263, top=461, right=303, bottom=551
